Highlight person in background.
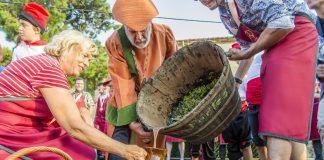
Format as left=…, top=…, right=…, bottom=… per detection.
left=218, top=134, right=227, bottom=160
left=165, top=136, right=185, bottom=160
left=305, top=0, right=324, bottom=151
left=305, top=0, right=324, bottom=18
left=72, top=77, right=96, bottom=122
left=245, top=50, right=267, bottom=160
left=189, top=141, right=216, bottom=160
left=12, top=36, right=25, bottom=53
left=11, top=2, right=49, bottom=62
left=0, top=30, right=147, bottom=160
left=221, top=70, right=253, bottom=159
left=220, top=43, right=252, bottom=160
left=105, top=0, right=177, bottom=159
left=95, top=78, right=112, bottom=160
left=197, top=0, right=317, bottom=159
left=310, top=82, right=323, bottom=160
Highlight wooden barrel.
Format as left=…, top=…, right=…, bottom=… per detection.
left=136, top=41, right=241, bottom=144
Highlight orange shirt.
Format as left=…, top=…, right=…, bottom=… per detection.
left=105, top=23, right=177, bottom=126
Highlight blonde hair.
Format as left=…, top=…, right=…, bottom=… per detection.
left=44, top=30, right=97, bottom=58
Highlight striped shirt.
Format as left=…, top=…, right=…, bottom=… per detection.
left=0, top=54, right=69, bottom=98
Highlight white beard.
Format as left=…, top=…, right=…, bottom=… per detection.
left=125, top=23, right=152, bottom=49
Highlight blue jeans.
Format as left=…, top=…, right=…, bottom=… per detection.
left=219, top=144, right=226, bottom=160
left=108, top=125, right=130, bottom=160
left=313, top=139, right=323, bottom=160
left=190, top=141, right=216, bottom=160
left=248, top=104, right=266, bottom=146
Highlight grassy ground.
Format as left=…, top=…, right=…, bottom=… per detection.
left=210, top=42, right=239, bottom=74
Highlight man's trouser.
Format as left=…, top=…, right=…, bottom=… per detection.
left=190, top=141, right=216, bottom=160
left=108, top=125, right=130, bottom=160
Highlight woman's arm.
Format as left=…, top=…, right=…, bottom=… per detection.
left=79, top=107, right=94, bottom=127
left=39, top=87, right=146, bottom=160
left=228, top=27, right=293, bottom=60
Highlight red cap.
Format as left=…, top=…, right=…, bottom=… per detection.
left=19, top=2, right=49, bottom=33
left=231, top=42, right=241, bottom=49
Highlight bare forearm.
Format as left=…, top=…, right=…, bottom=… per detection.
left=68, top=123, right=126, bottom=157
left=234, top=58, right=253, bottom=80
left=245, top=28, right=293, bottom=57
left=40, top=88, right=127, bottom=158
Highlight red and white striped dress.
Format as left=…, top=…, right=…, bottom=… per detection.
left=0, top=54, right=95, bottom=160
left=0, top=54, right=69, bottom=98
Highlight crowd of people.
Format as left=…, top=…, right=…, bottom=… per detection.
left=0, top=0, right=323, bottom=159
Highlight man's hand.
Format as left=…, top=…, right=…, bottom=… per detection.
left=129, top=121, right=152, bottom=142
left=307, top=0, right=324, bottom=8
left=306, top=0, right=324, bottom=18
left=227, top=48, right=250, bottom=60
left=317, top=64, right=324, bottom=82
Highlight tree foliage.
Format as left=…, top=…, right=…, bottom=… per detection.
left=0, top=0, right=113, bottom=93
left=1, top=47, right=12, bottom=66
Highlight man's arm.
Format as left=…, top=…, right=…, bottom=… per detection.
left=163, top=24, right=177, bottom=58
left=228, top=27, right=293, bottom=60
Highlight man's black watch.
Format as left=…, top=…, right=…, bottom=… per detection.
left=234, top=77, right=242, bottom=84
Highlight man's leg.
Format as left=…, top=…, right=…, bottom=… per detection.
left=178, top=141, right=185, bottom=160
left=290, top=141, right=307, bottom=160
left=108, top=125, right=130, bottom=160
left=237, top=110, right=253, bottom=160
left=248, top=104, right=267, bottom=160
left=318, top=99, right=324, bottom=145
left=267, top=137, right=292, bottom=160
left=256, top=146, right=267, bottom=160
left=201, top=141, right=216, bottom=160
left=241, top=145, right=253, bottom=160
left=219, top=144, right=226, bottom=160
left=227, top=143, right=243, bottom=160
left=166, top=141, right=173, bottom=160
left=312, top=139, right=324, bottom=160
left=190, top=143, right=201, bottom=160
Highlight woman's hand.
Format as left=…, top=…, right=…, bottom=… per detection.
left=122, top=144, right=147, bottom=160
left=227, top=48, right=250, bottom=60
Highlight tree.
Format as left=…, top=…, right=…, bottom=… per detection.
left=1, top=47, right=12, bottom=66
left=0, top=0, right=113, bottom=93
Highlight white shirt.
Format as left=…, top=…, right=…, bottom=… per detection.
left=11, top=44, right=45, bottom=62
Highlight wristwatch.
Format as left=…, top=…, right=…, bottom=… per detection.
left=234, top=77, right=242, bottom=84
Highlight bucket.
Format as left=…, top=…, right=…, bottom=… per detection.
left=145, top=147, right=166, bottom=160
left=136, top=41, right=241, bottom=144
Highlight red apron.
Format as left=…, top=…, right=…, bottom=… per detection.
left=94, top=96, right=109, bottom=134
left=259, top=16, right=317, bottom=143
left=232, top=0, right=317, bottom=142
left=233, top=0, right=261, bottom=43
left=75, top=94, right=86, bottom=109
left=0, top=99, right=95, bottom=160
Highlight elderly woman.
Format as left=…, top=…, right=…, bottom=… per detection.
left=196, top=0, right=318, bottom=159
left=0, top=30, right=146, bottom=160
